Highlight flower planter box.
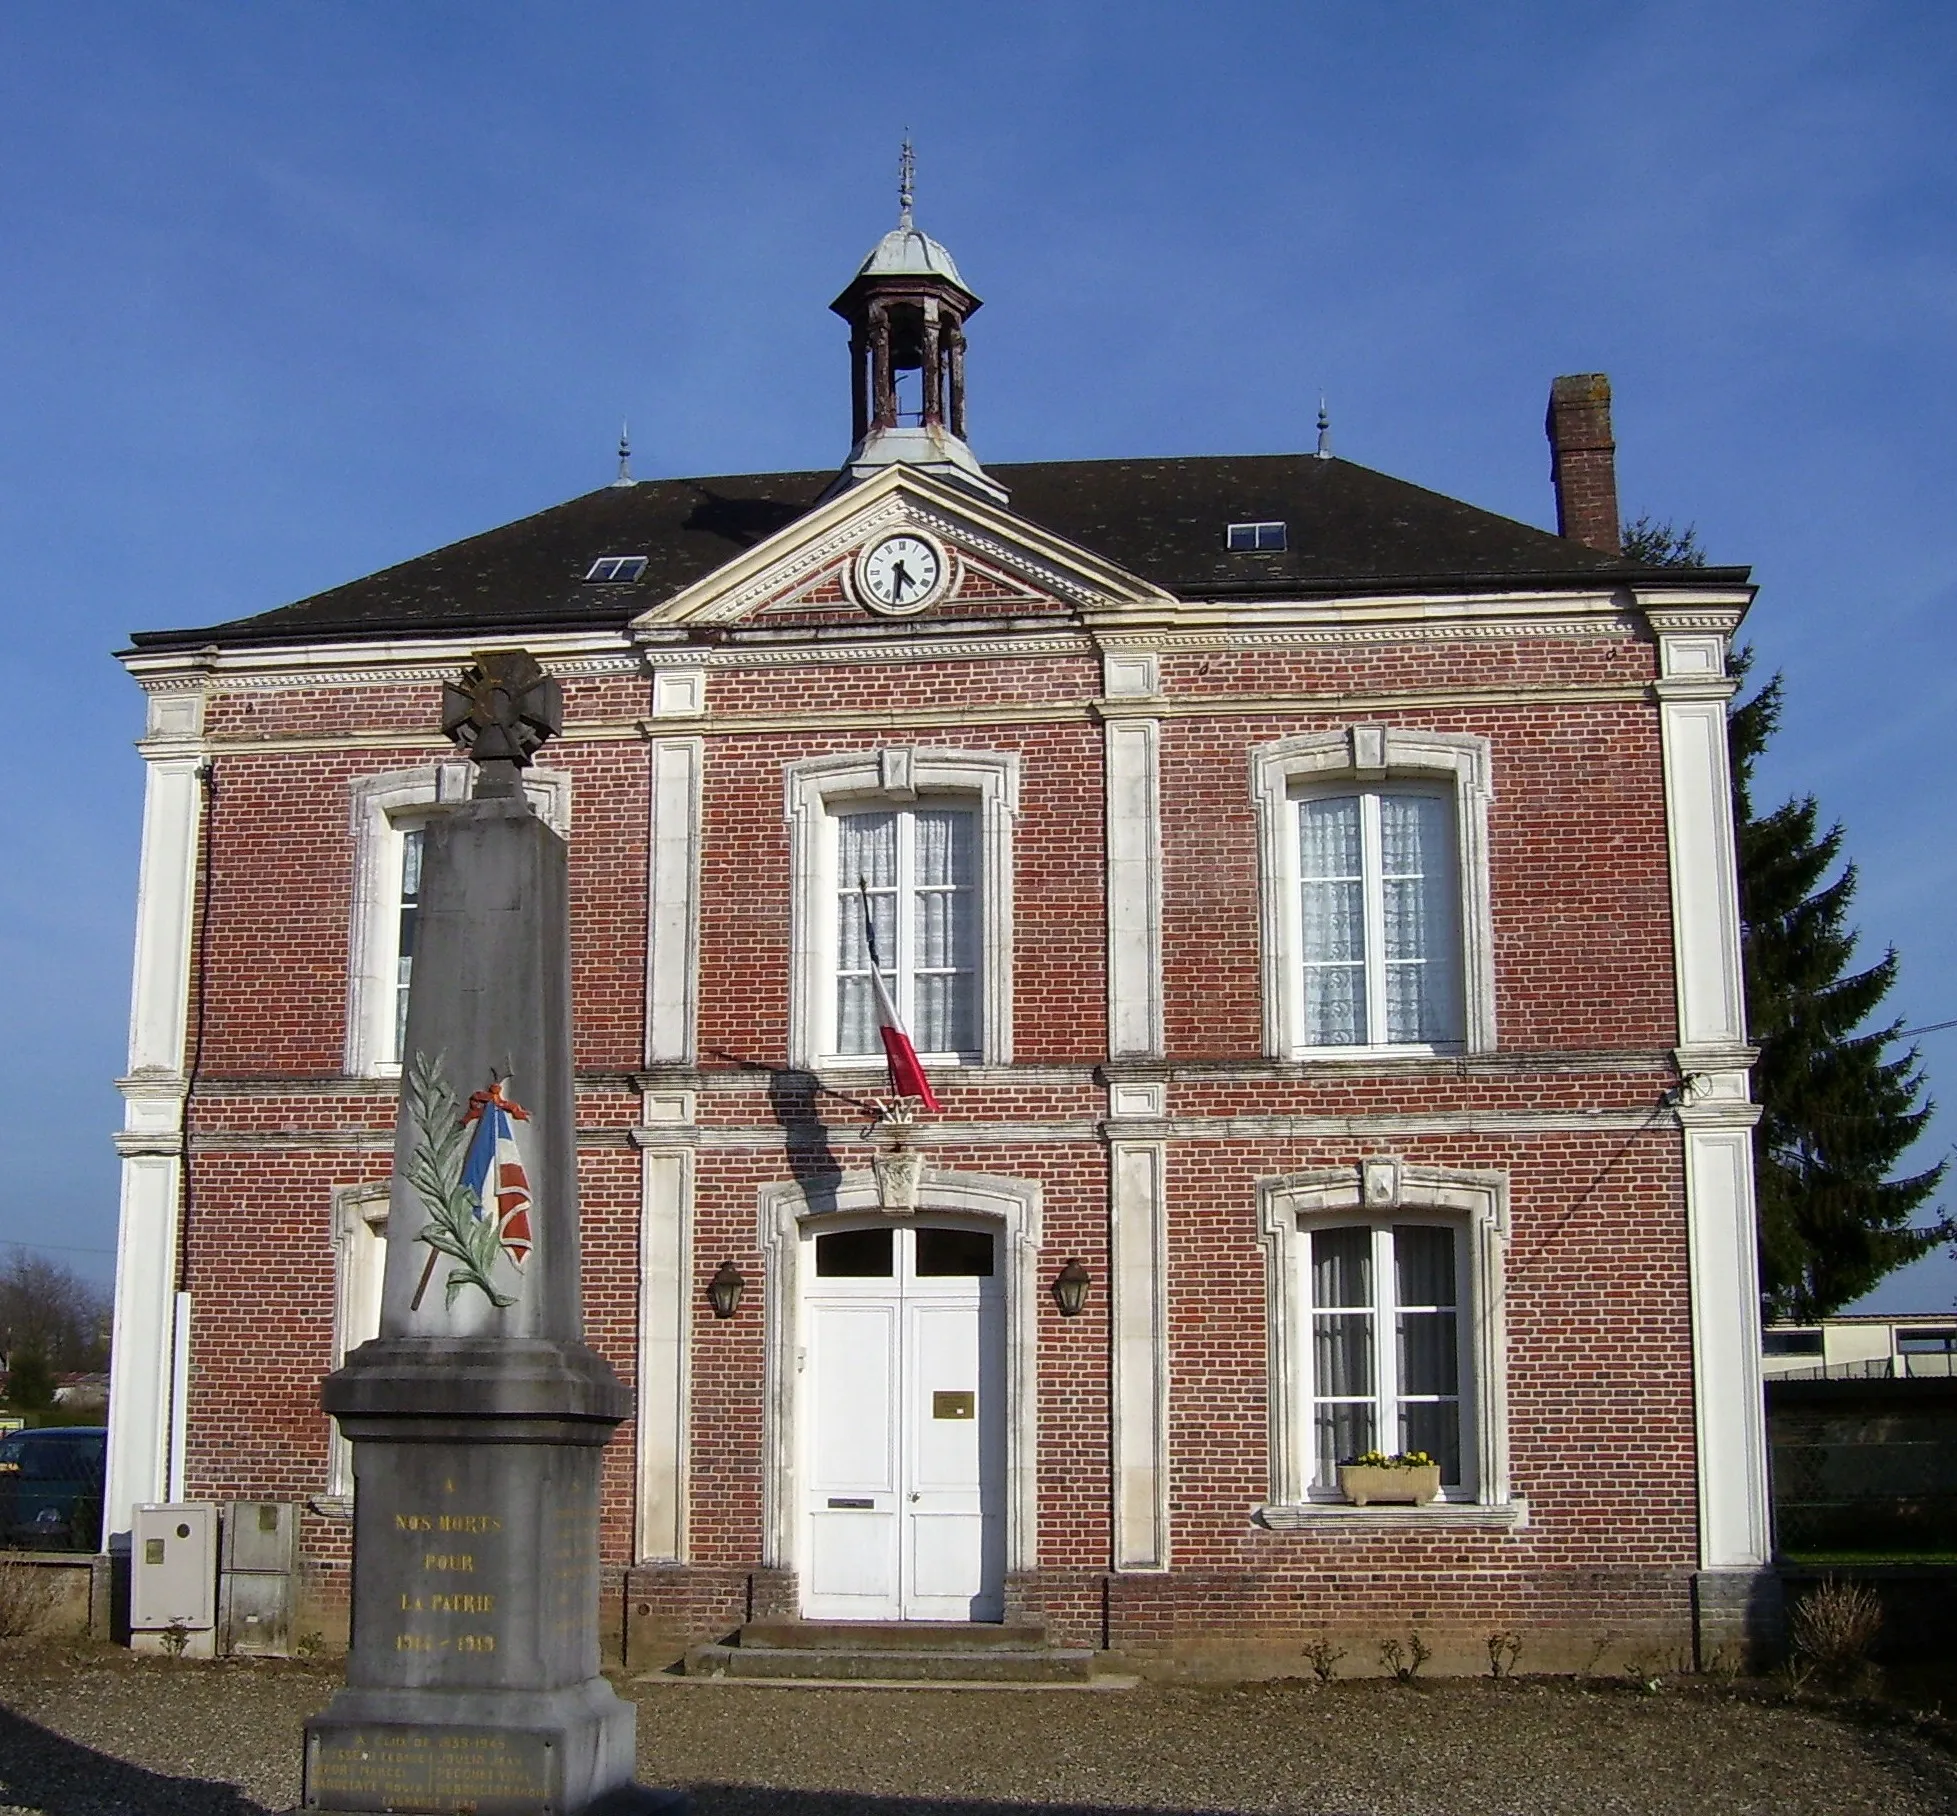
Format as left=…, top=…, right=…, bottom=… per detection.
left=1338, top=1463, right=1441, bottom=1506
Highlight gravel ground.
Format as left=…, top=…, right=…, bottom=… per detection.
left=1, top=1642, right=1954, bottom=1816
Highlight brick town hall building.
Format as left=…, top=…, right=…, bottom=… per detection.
left=106, top=195, right=1776, bottom=1671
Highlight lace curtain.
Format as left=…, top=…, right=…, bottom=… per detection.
left=836, top=808, right=977, bottom=1055
left=1298, top=790, right=1460, bottom=1045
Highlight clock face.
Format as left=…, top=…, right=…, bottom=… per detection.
left=857, top=533, right=947, bottom=613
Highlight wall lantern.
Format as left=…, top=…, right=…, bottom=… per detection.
left=1051, top=1258, right=1092, bottom=1318
left=706, top=1261, right=746, bottom=1321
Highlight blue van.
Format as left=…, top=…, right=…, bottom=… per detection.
left=0, top=1426, right=107, bottom=1551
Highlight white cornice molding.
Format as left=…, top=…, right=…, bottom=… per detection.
left=121, top=630, right=638, bottom=689
left=641, top=631, right=1096, bottom=669
left=1083, top=586, right=1645, bottom=635
left=1637, top=590, right=1755, bottom=618
left=1093, top=614, right=1646, bottom=648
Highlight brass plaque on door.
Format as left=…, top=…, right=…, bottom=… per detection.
left=932, top=1390, right=975, bottom=1420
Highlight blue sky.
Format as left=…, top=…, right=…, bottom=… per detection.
left=2, top=1, right=1951, bottom=1309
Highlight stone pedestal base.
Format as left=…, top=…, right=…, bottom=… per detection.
left=310, top=1337, right=679, bottom=1815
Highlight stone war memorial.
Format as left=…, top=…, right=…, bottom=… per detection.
left=304, top=651, right=675, bottom=1815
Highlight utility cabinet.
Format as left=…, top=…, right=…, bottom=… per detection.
left=131, top=1502, right=218, bottom=1656
left=219, top=1500, right=297, bottom=1656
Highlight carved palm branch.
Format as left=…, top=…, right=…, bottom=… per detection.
left=403, top=1051, right=517, bottom=1310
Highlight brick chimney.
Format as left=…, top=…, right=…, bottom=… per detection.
left=1545, top=373, right=1621, bottom=554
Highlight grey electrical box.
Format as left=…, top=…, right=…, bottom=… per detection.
left=132, top=1502, right=218, bottom=1630
left=219, top=1501, right=297, bottom=1657
left=221, top=1499, right=296, bottom=1574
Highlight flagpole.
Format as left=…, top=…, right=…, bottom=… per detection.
left=857, top=874, right=941, bottom=1113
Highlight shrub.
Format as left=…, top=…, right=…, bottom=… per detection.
left=1302, top=1637, right=1345, bottom=1684
left=1379, top=1633, right=1430, bottom=1683
left=1486, top=1630, right=1522, bottom=1679
left=1789, top=1577, right=1883, bottom=1689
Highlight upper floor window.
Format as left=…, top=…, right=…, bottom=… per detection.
left=1297, top=786, right=1461, bottom=1048
left=1227, top=521, right=1288, bottom=552
left=391, top=827, right=424, bottom=1064
left=838, top=806, right=979, bottom=1060
left=785, top=747, right=1018, bottom=1073
left=1252, top=727, right=1495, bottom=1060
left=346, top=765, right=570, bottom=1077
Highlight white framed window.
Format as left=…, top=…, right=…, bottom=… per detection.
left=785, top=747, right=1018, bottom=1072
left=1227, top=520, right=1288, bottom=552
left=1260, top=1159, right=1511, bottom=1516
left=346, top=765, right=571, bottom=1077
left=1252, top=726, right=1494, bottom=1060
left=1296, top=784, right=1460, bottom=1048
left=1307, top=1219, right=1466, bottom=1488
left=326, top=1183, right=389, bottom=1500
left=837, top=806, right=979, bottom=1060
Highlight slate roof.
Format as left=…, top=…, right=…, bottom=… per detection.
left=128, top=453, right=1747, bottom=652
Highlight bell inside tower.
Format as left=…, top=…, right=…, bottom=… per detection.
left=851, top=296, right=969, bottom=442
left=825, top=144, right=1005, bottom=506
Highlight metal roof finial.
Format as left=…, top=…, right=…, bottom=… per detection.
left=614, top=420, right=635, bottom=488
left=898, top=134, right=915, bottom=231
left=1315, top=395, right=1333, bottom=460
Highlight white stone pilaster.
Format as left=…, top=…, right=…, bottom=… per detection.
left=106, top=713, right=206, bottom=1545
left=645, top=738, right=703, bottom=1065
left=1104, top=717, right=1163, bottom=1059
left=1647, top=603, right=1770, bottom=1571
left=1656, top=680, right=1747, bottom=1055
left=635, top=1119, right=695, bottom=1562
left=1682, top=1107, right=1770, bottom=1568
left=1110, top=1137, right=1169, bottom=1570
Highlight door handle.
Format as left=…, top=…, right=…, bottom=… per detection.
left=908, top=1492, right=920, bottom=1502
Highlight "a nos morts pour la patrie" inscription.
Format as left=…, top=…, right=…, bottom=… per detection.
left=391, top=1505, right=508, bottom=1655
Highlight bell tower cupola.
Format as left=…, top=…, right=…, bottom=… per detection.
left=827, top=144, right=1008, bottom=505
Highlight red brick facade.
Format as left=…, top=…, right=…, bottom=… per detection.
left=111, top=297, right=1771, bottom=1670
left=116, top=539, right=1772, bottom=1675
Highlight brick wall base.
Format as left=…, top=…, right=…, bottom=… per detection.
left=622, top=1563, right=798, bottom=1671
left=1691, top=1568, right=1783, bottom=1670
left=621, top=1562, right=1706, bottom=1679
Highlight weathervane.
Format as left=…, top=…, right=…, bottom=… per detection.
left=898, top=134, right=915, bottom=230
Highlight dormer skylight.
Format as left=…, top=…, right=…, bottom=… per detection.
left=584, top=555, right=647, bottom=583
left=1227, top=522, right=1287, bottom=552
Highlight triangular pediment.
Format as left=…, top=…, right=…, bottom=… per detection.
left=627, top=464, right=1175, bottom=630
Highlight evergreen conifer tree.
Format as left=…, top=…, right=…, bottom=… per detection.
left=1731, top=662, right=1947, bottom=1317
left=1628, top=515, right=1949, bottom=1316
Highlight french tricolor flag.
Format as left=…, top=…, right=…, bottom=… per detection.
left=859, top=879, right=942, bottom=1113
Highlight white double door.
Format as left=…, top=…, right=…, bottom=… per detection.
left=801, top=1221, right=1005, bottom=1622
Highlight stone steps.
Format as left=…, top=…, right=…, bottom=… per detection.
left=683, top=1619, right=1109, bottom=1685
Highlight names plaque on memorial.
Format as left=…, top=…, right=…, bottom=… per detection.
left=307, top=1727, right=555, bottom=1815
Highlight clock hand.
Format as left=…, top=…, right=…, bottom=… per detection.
left=890, top=559, right=913, bottom=599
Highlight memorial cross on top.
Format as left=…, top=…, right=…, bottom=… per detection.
left=440, top=649, right=563, bottom=793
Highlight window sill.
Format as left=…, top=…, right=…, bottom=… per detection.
left=814, top=1057, right=986, bottom=1079
left=1286, top=1042, right=1467, bottom=1064
left=1255, top=1497, right=1527, bottom=1532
